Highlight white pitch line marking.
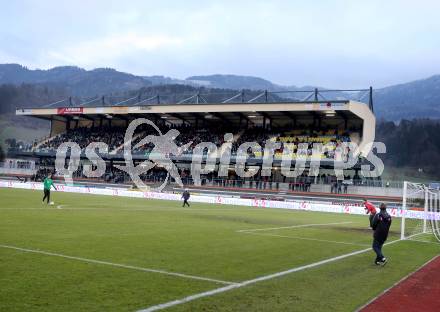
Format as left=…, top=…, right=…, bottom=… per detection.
left=56, top=204, right=67, bottom=209
left=236, top=221, right=353, bottom=233
left=241, top=231, right=370, bottom=247
left=137, top=237, right=406, bottom=312
left=0, top=207, right=289, bottom=212
left=0, top=244, right=236, bottom=286
left=402, top=238, right=440, bottom=245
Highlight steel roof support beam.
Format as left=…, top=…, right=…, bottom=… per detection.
left=221, top=91, right=243, bottom=103
left=247, top=91, right=267, bottom=103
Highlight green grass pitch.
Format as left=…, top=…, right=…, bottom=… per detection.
left=0, top=188, right=439, bottom=311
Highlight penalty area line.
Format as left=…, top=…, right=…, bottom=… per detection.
left=236, top=221, right=354, bottom=233
left=137, top=237, right=405, bottom=312
left=0, top=244, right=236, bottom=286
left=241, top=231, right=369, bottom=247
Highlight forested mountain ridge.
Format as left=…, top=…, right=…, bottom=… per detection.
left=1, top=64, right=440, bottom=121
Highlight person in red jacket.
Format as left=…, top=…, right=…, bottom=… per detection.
left=363, top=198, right=377, bottom=228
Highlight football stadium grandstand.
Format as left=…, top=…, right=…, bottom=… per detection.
left=4, top=88, right=389, bottom=197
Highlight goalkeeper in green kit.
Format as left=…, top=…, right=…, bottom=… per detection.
left=42, top=174, right=57, bottom=204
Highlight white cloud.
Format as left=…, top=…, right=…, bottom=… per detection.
left=47, top=33, right=184, bottom=67
left=1, top=0, right=440, bottom=87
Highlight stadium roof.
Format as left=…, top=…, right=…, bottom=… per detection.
left=15, top=98, right=374, bottom=130
left=15, top=87, right=374, bottom=123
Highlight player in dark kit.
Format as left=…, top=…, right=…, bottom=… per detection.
left=42, top=174, right=57, bottom=204
left=371, top=203, right=392, bottom=266
left=181, top=189, right=190, bottom=207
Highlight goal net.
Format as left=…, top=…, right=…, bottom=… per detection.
left=401, top=181, right=440, bottom=243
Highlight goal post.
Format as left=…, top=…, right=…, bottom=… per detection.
left=400, top=181, right=407, bottom=240
left=423, top=186, right=429, bottom=233
left=401, top=181, right=440, bottom=242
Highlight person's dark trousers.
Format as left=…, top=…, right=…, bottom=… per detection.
left=369, top=213, right=376, bottom=228
left=42, top=189, right=50, bottom=203
left=372, top=239, right=384, bottom=262
left=182, top=199, right=190, bottom=207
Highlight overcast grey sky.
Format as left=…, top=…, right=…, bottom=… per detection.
left=1, top=0, right=439, bottom=88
